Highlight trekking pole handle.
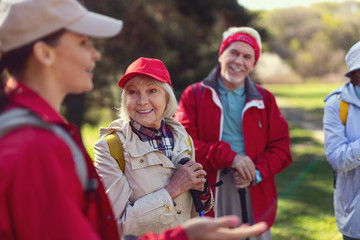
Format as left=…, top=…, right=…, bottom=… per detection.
left=179, top=157, right=205, bottom=217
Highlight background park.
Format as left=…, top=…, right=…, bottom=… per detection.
left=74, top=1, right=360, bottom=239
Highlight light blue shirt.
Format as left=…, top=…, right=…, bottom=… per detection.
left=218, top=77, right=246, bottom=155
left=217, top=78, right=262, bottom=184
left=355, top=85, right=360, bottom=100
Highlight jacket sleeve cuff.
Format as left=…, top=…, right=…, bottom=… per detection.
left=225, top=151, right=237, bottom=169
left=137, top=226, right=188, bottom=240
left=252, top=169, right=263, bottom=185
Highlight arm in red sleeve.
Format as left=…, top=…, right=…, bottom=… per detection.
left=175, top=84, right=236, bottom=171
left=138, top=226, right=188, bottom=240
left=253, top=89, right=292, bottom=179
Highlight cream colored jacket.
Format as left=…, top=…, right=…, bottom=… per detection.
left=94, top=117, right=213, bottom=236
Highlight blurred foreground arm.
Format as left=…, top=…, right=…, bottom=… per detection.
left=183, top=216, right=267, bottom=240
left=136, top=216, right=267, bottom=240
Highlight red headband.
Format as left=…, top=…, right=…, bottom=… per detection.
left=219, top=32, right=260, bottom=64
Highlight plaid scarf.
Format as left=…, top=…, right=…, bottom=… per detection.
left=130, top=119, right=174, bottom=160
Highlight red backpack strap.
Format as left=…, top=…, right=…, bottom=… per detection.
left=257, top=85, right=267, bottom=101
left=256, top=85, right=269, bottom=116
left=192, top=82, right=204, bottom=108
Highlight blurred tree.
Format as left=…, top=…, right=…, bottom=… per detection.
left=63, top=0, right=261, bottom=127
left=256, top=1, right=360, bottom=80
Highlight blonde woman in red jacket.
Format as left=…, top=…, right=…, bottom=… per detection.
left=175, top=27, right=292, bottom=239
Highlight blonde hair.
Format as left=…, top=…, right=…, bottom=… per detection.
left=223, top=26, right=262, bottom=52
left=119, top=77, right=178, bottom=123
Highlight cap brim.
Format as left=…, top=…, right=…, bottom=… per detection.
left=345, top=67, right=360, bottom=77
left=118, top=72, right=169, bottom=88
left=66, top=11, right=123, bottom=38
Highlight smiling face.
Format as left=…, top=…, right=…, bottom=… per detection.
left=218, top=41, right=256, bottom=90
left=52, top=31, right=100, bottom=94
left=124, top=75, right=168, bottom=129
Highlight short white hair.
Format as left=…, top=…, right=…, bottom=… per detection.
left=119, top=78, right=178, bottom=124
left=222, top=26, right=262, bottom=51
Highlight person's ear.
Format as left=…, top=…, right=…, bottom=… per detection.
left=33, top=41, right=55, bottom=66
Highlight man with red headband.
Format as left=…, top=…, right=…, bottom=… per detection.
left=175, top=26, right=292, bottom=239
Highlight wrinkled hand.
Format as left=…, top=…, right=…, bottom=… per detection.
left=183, top=215, right=268, bottom=240
left=231, top=155, right=255, bottom=183
left=232, top=170, right=252, bottom=188
left=165, top=161, right=207, bottom=199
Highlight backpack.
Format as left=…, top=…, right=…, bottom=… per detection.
left=104, top=133, right=125, bottom=172
left=0, top=108, right=94, bottom=191
left=333, top=97, right=349, bottom=188
left=104, top=131, right=193, bottom=173
left=339, top=98, right=349, bottom=125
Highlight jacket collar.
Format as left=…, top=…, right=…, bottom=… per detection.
left=324, top=82, right=360, bottom=108
left=202, top=63, right=263, bottom=100
left=99, top=117, right=191, bottom=158
left=5, top=80, right=67, bottom=125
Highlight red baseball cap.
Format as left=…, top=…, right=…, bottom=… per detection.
left=118, top=57, right=172, bottom=88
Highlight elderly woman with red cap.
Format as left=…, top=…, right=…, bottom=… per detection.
left=175, top=27, right=292, bottom=239
left=94, top=57, right=213, bottom=237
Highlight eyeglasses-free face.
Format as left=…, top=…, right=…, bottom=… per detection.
left=124, top=76, right=168, bottom=129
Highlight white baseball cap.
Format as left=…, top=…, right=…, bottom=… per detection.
left=0, top=0, right=123, bottom=53
left=345, top=41, right=360, bottom=77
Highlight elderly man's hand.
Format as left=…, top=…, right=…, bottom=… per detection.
left=232, top=170, right=252, bottom=188
left=231, top=155, right=255, bottom=183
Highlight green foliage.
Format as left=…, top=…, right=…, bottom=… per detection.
left=257, top=1, right=360, bottom=78
left=255, top=1, right=360, bottom=78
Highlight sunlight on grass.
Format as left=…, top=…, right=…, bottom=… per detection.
left=274, top=198, right=341, bottom=240
left=272, top=121, right=340, bottom=240
left=82, top=123, right=101, bottom=160
left=263, top=83, right=344, bottom=110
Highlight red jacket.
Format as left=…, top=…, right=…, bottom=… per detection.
left=0, top=82, right=119, bottom=240
left=0, top=81, right=189, bottom=240
left=174, top=65, right=292, bottom=229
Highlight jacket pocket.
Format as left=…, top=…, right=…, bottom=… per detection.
left=137, top=201, right=177, bottom=234
left=335, top=169, right=360, bottom=214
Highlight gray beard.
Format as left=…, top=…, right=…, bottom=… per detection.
left=224, top=72, right=243, bottom=84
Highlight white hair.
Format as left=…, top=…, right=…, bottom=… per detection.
left=222, top=26, right=262, bottom=51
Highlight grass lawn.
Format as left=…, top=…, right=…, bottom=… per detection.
left=264, top=82, right=344, bottom=240
left=82, top=82, right=345, bottom=240
left=272, top=123, right=341, bottom=240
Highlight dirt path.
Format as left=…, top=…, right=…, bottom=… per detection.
left=280, top=107, right=324, bottom=144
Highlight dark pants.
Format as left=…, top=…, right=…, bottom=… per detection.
left=343, top=235, right=360, bottom=240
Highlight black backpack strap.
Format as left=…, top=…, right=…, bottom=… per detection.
left=0, top=108, right=90, bottom=191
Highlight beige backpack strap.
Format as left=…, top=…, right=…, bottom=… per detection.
left=104, top=132, right=125, bottom=173
left=339, top=98, right=349, bottom=126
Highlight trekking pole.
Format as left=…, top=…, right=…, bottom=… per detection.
left=238, top=188, right=249, bottom=240
left=179, top=157, right=205, bottom=217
